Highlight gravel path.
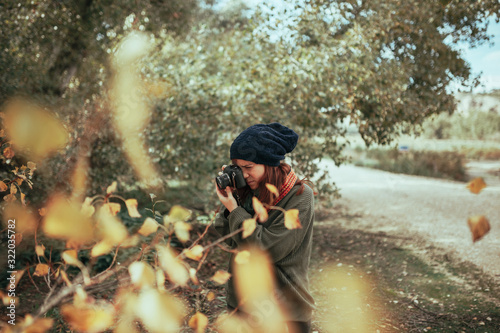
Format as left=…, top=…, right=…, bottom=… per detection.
left=318, top=159, right=500, bottom=280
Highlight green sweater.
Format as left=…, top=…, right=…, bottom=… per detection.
left=214, top=184, right=315, bottom=322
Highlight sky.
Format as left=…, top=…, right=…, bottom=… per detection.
left=460, top=18, right=500, bottom=93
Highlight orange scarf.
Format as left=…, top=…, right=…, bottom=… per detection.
left=273, top=169, right=297, bottom=206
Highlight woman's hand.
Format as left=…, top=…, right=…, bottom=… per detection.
left=215, top=184, right=238, bottom=213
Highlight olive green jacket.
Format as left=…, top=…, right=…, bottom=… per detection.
left=213, top=184, right=315, bottom=321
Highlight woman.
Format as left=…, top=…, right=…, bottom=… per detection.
left=214, top=122, right=315, bottom=333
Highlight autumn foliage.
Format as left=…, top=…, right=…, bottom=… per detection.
left=0, top=32, right=305, bottom=333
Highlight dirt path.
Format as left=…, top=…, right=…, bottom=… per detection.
left=318, top=159, right=500, bottom=281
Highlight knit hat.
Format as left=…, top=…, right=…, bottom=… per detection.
left=230, top=122, right=299, bottom=166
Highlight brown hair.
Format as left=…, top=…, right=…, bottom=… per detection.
left=234, top=161, right=310, bottom=206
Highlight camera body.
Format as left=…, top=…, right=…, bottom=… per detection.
left=216, top=165, right=247, bottom=190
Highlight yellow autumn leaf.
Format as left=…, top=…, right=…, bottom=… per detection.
left=234, top=250, right=251, bottom=265
left=188, top=312, right=209, bottom=333
left=125, top=199, right=142, bottom=218
left=62, top=250, right=80, bottom=266
left=183, top=245, right=205, bottom=261
left=242, top=218, right=257, bottom=239
left=284, top=209, right=302, bottom=229
left=61, top=303, right=115, bottom=333
left=35, top=244, right=46, bottom=257
left=265, top=183, right=280, bottom=198
left=27, top=161, right=37, bottom=171
left=91, top=240, right=114, bottom=257
left=232, top=246, right=286, bottom=332
left=3, top=147, right=15, bottom=159
left=252, top=197, right=268, bottom=223
left=156, top=269, right=166, bottom=291
left=174, top=221, right=192, bottom=243
left=2, top=98, right=68, bottom=162
left=138, top=217, right=159, bottom=236
left=210, top=270, right=231, bottom=285
left=106, top=181, right=118, bottom=194
left=129, top=261, right=156, bottom=289
left=15, top=233, right=23, bottom=246
left=466, top=177, right=487, bottom=194
left=103, top=202, right=121, bottom=216
left=16, top=315, right=54, bottom=333
left=10, top=183, right=17, bottom=194
left=157, top=245, right=190, bottom=287
left=34, top=264, right=50, bottom=277
left=96, top=206, right=128, bottom=245
left=3, top=203, right=37, bottom=235
left=189, top=268, right=200, bottom=285
left=38, top=207, right=47, bottom=216
left=81, top=197, right=95, bottom=217
left=110, top=33, right=161, bottom=188
left=135, top=288, right=185, bottom=333
left=3, top=193, right=16, bottom=203
left=42, top=194, right=94, bottom=243
left=467, top=215, right=491, bottom=242
left=0, top=181, right=8, bottom=192
left=206, top=291, right=215, bottom=302
left=164, top=205, right=192, bottom=224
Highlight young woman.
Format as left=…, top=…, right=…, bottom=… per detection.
left=214, top=122, right=315, bottom=333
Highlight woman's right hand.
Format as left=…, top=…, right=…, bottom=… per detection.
left=215, top=184, right=238, bottom=212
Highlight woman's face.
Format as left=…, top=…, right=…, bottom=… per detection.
left=233, top=159, right=265, bottom=190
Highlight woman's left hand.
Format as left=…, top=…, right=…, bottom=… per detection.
left=215, top=184, right=238, bottom=213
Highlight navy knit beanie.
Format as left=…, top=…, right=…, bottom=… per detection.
left=230, top=123, right=299, bottom=166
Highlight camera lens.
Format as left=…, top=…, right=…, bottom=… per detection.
left=215, top=173, right=231, bottom=189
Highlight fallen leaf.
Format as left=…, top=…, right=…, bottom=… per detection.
left=242, top=218, right=257, bottom=239
left=188, top=312, right=209, bottom=333
left=138, top=217, right=159, bottom=236
left=466, top=177, right=487, bottom=194
left=210, top=270, right=231, bottom=285
left=284, top=209, right=302, bottom=229
left=125, top=199, right=142, bottom=218
left=467, top=215, right=491, bottom=242
left=252, top=197, right=268, bottom=222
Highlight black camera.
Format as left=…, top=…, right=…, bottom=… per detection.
left=215, top=165, right=247, bottom=190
